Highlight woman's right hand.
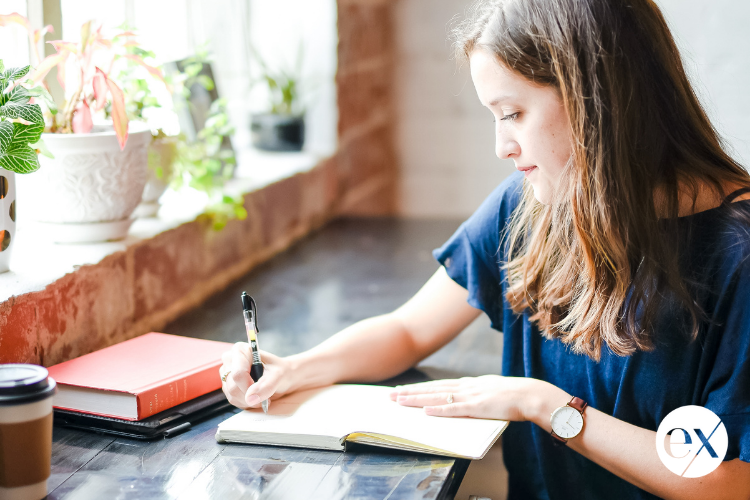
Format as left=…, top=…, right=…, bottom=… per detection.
left=220, top=342, right=294, bottom=410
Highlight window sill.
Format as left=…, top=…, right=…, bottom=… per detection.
left=0, top=148, right=322, bottom=303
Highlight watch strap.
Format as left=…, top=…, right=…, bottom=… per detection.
left=569, top=396, right=588, bottom=413
left=550, top=429, right=568, bottom=446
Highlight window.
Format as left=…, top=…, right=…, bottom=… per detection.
left=0, top=0, right=31, bottom=67
left=1, top=0, right=337, bottom=155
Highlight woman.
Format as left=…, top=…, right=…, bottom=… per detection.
left=221, top=0, right=750, bottom=498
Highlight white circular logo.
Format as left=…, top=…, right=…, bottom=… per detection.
left=656, top=405, right=728, bottom=478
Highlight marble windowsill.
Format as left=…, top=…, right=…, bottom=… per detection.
left=0, top=147, right=322, bottom=303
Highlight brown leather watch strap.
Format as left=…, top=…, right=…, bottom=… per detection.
left=569, top=397, right=588, bottom=413
left=550, top=429, right=568, bottom=446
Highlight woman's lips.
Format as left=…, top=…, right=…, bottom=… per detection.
left=517, top=165, right=537, bottom=176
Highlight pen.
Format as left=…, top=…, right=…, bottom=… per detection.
left=241, top=292, right=269, bottom=414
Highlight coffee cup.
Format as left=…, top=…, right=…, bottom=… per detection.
left=0, top=364, right=57, bottom=500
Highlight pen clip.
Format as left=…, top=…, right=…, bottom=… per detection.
left=242, top=292, right=259, bottom=332
left=251, top=298, right=258, bottom=332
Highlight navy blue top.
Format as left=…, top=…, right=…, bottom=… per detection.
left=433, top=172, right=750, bottom=500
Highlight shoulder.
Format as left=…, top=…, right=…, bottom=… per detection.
left=696, top=202, right=750, bottom=275
left=720, top=202, right=750, bottom=260
left=682, top=203, right=750, bottom=317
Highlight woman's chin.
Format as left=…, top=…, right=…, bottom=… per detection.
left=529, top=182, right=553, bottom=205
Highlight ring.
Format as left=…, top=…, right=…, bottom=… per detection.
left=221, top=370, right=231, bottom=382
left=446, top=393, right=454, bottom=404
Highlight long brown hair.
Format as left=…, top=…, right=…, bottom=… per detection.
left=453, top=0, right=750, bottom=361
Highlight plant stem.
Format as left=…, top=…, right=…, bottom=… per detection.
left=61, top=86, right=82, bottom=133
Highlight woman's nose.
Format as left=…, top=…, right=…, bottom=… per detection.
left=496, top=137, right=521, bottom=160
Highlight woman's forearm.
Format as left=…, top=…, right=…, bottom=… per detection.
left=527, top=384, right=750, bottom=500
left=283, top=313, right=424, bottom=392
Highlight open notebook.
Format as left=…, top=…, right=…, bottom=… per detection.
left=215, top=384, right=508, bottom=459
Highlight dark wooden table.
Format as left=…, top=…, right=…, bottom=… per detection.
left=48, top=218, right=505, bottom=499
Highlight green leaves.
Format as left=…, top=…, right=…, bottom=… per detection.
left=11, top=118, right=44, bottom=145
left=0, top=65, right=27, bottom=92
left=0, top=142, right=40, bottom=174
left=1, top=84, right=29, bottom=106
left=0, top=121, right=12, bottom=150
left=0, top=102, right=44, bottom=125
left=1, top=65, right=30, bottom=83
left=201, top=194, right=247, bottom=231
left=0, top=121, right=40, bottom=173
left=0, top=60, right=45, bottom=174
left=25, top=85, right=57, bottom=115
left=250, top=45, right=304, bottom=116
left=171, top=97, right=242, bottom=231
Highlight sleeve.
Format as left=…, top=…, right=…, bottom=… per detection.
left=703, top=259, right=750, bottom=462
left=432, top=172, right=524, bottom=331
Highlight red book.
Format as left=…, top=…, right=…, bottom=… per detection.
left=47, top=332, right=232, bottom=420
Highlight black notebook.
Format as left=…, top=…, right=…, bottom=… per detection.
left=53, top=389, right=234, bottom=440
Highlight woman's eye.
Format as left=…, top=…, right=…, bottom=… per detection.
left=500, top=112, right=520, bottom=122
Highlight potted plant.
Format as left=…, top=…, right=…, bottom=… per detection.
left=249, top=49, right=305, bottom=152
left=0, top=60, right=51, bottom=272
left=162, top=52, right=245, bottom=230
left=172, top=97, right=245, bottom=231
left=5, top=19, right=164, bottom=242
left=136, top=129, right=178, bottom=217
left=125, top=46, right=243, bottom=226
left=113, top=40, right=179, bottom=218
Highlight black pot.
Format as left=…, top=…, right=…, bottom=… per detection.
left=250, top=113, right=305, bottom=152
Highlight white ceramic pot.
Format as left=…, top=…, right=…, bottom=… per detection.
left=0, top=168, right=16, bottom=273
left=134, top=135, right=178, bottom=218
left=16, top=122, right=151, bottom=243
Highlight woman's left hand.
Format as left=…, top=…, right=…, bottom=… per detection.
left=390, top=375, right=553, bottom=421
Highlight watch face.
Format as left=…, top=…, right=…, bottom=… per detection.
left=551, top=406, right=583, bottom=439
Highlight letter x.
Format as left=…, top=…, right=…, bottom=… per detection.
left=694, top=422, right=721, bottom=459
left=680, top=420, right=722, bottom=477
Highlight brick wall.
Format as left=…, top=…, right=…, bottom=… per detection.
left=0, top=1, right=399, bottom=365
left=336, top=0, right=398, bottom=215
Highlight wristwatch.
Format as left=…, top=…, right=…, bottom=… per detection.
left=550, top=396, right=587, bottom=445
